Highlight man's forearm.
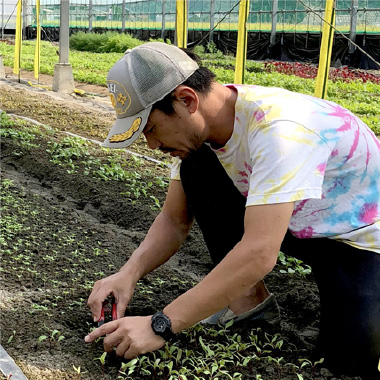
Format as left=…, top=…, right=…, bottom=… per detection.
left=162, top=202, right=294, bottom=334
left=118, top=210, right=193, bottom=284
left=162, top=238, right=278, bottom=333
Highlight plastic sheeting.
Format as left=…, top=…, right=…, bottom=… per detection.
left=214, top=31, right=380, bottom=69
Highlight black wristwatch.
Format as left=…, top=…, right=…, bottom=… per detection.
left=151, top=311, right=176, bottom=342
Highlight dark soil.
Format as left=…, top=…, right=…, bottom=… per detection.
left=0, top=77, right=360, bottom=380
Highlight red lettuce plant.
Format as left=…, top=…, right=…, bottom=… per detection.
left=264, top=61, right=380, bottom=84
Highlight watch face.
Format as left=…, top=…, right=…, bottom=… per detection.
left=152, top=312, right=174, bottom=341
left=153, top=315, right=167, bottom=333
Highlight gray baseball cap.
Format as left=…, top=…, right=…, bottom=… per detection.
left=103, top=42, right=199, bottom=149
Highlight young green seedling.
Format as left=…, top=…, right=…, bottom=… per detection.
left=6, top=331, right=16, bottom=344
left=38, top=329, right=65, bottom=349
left=298, top=357, right=324, bottom=377
left=94, top=352, right=107, bottom=377
left=72, top=365, right=87, bottom=379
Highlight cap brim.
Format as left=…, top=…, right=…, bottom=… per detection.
left=102, top=106, right=152, bottom=149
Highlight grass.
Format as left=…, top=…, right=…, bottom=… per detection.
left=69, top=31, right=144, bottom=53
left=1, top=39, right=378, bottom=135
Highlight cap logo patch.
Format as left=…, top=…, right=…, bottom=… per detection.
left=109, top=94, right=116, bottom=108
left=109, top=117, right=142, bottom=143
left=107, top=80, right=131, bottom=116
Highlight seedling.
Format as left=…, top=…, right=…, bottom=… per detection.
left=72, top=365, right=87, bottom=379
left=118, top=358, right=139, bottom=379
left=6, top=331, right=16, bottom=344
left=94, top=352, right=107, bottom=377
left=38, top=329, right=65, bottom=349
left=150, top=195, right=161, bottom=210
left=298, top=357, right=324, bottom=376
left=278, top=251, right=312, bottom=277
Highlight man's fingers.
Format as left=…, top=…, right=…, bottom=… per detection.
left=87, top=280, right=106, bottom=306
left=84, top=320, right=118, bottom=343
left=103, top=334, right=122, bottom=353
left=87, top=284, right=108, bottom=322
left=124, top=346, right=139, bottom=360
left=87, top=284, right=117, bottom=322
left=116, top=301, right=127, bottom=320
left=90, top=300, right=104, bottom=322
left=115, top=339, right=131, bottom=357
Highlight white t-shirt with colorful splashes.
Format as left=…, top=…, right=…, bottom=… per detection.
left=171, top=84, right=380, bottom=254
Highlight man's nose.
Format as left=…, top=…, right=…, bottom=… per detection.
left=144, top=133, right=162, bottom=150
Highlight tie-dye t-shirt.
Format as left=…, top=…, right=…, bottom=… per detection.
left=171, top=84, right=380, bottom=253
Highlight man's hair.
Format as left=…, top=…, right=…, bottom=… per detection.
left=151, top=48, right=216, bottom=115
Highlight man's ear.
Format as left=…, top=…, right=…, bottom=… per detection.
left=173, top=86, right=199, bottom=114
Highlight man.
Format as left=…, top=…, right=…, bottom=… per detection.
left=85, top=42, right=380, bottom=380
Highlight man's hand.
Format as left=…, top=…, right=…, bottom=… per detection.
left=87, top=271, right=136, bottom=322
left=84, top=316, right=166, bottom=359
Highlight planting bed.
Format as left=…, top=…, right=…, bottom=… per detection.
left=0, top=78, right=362, bottom=380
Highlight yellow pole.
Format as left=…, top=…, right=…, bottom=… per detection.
left=13, top=0, right=23, bottom=77
left=314, top=0, right=336, bottom=99
left=234, top=0, right=249, bottom=84
left=34, top=0, right=41, bottom=81
left=175, top=0, right=188, bottom=48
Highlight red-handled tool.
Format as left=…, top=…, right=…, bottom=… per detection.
left=111, top=299, right=117, bottom=321
left=98, top=304, right=106, bottom=326
left=97, top=297, right=117, bottom=327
